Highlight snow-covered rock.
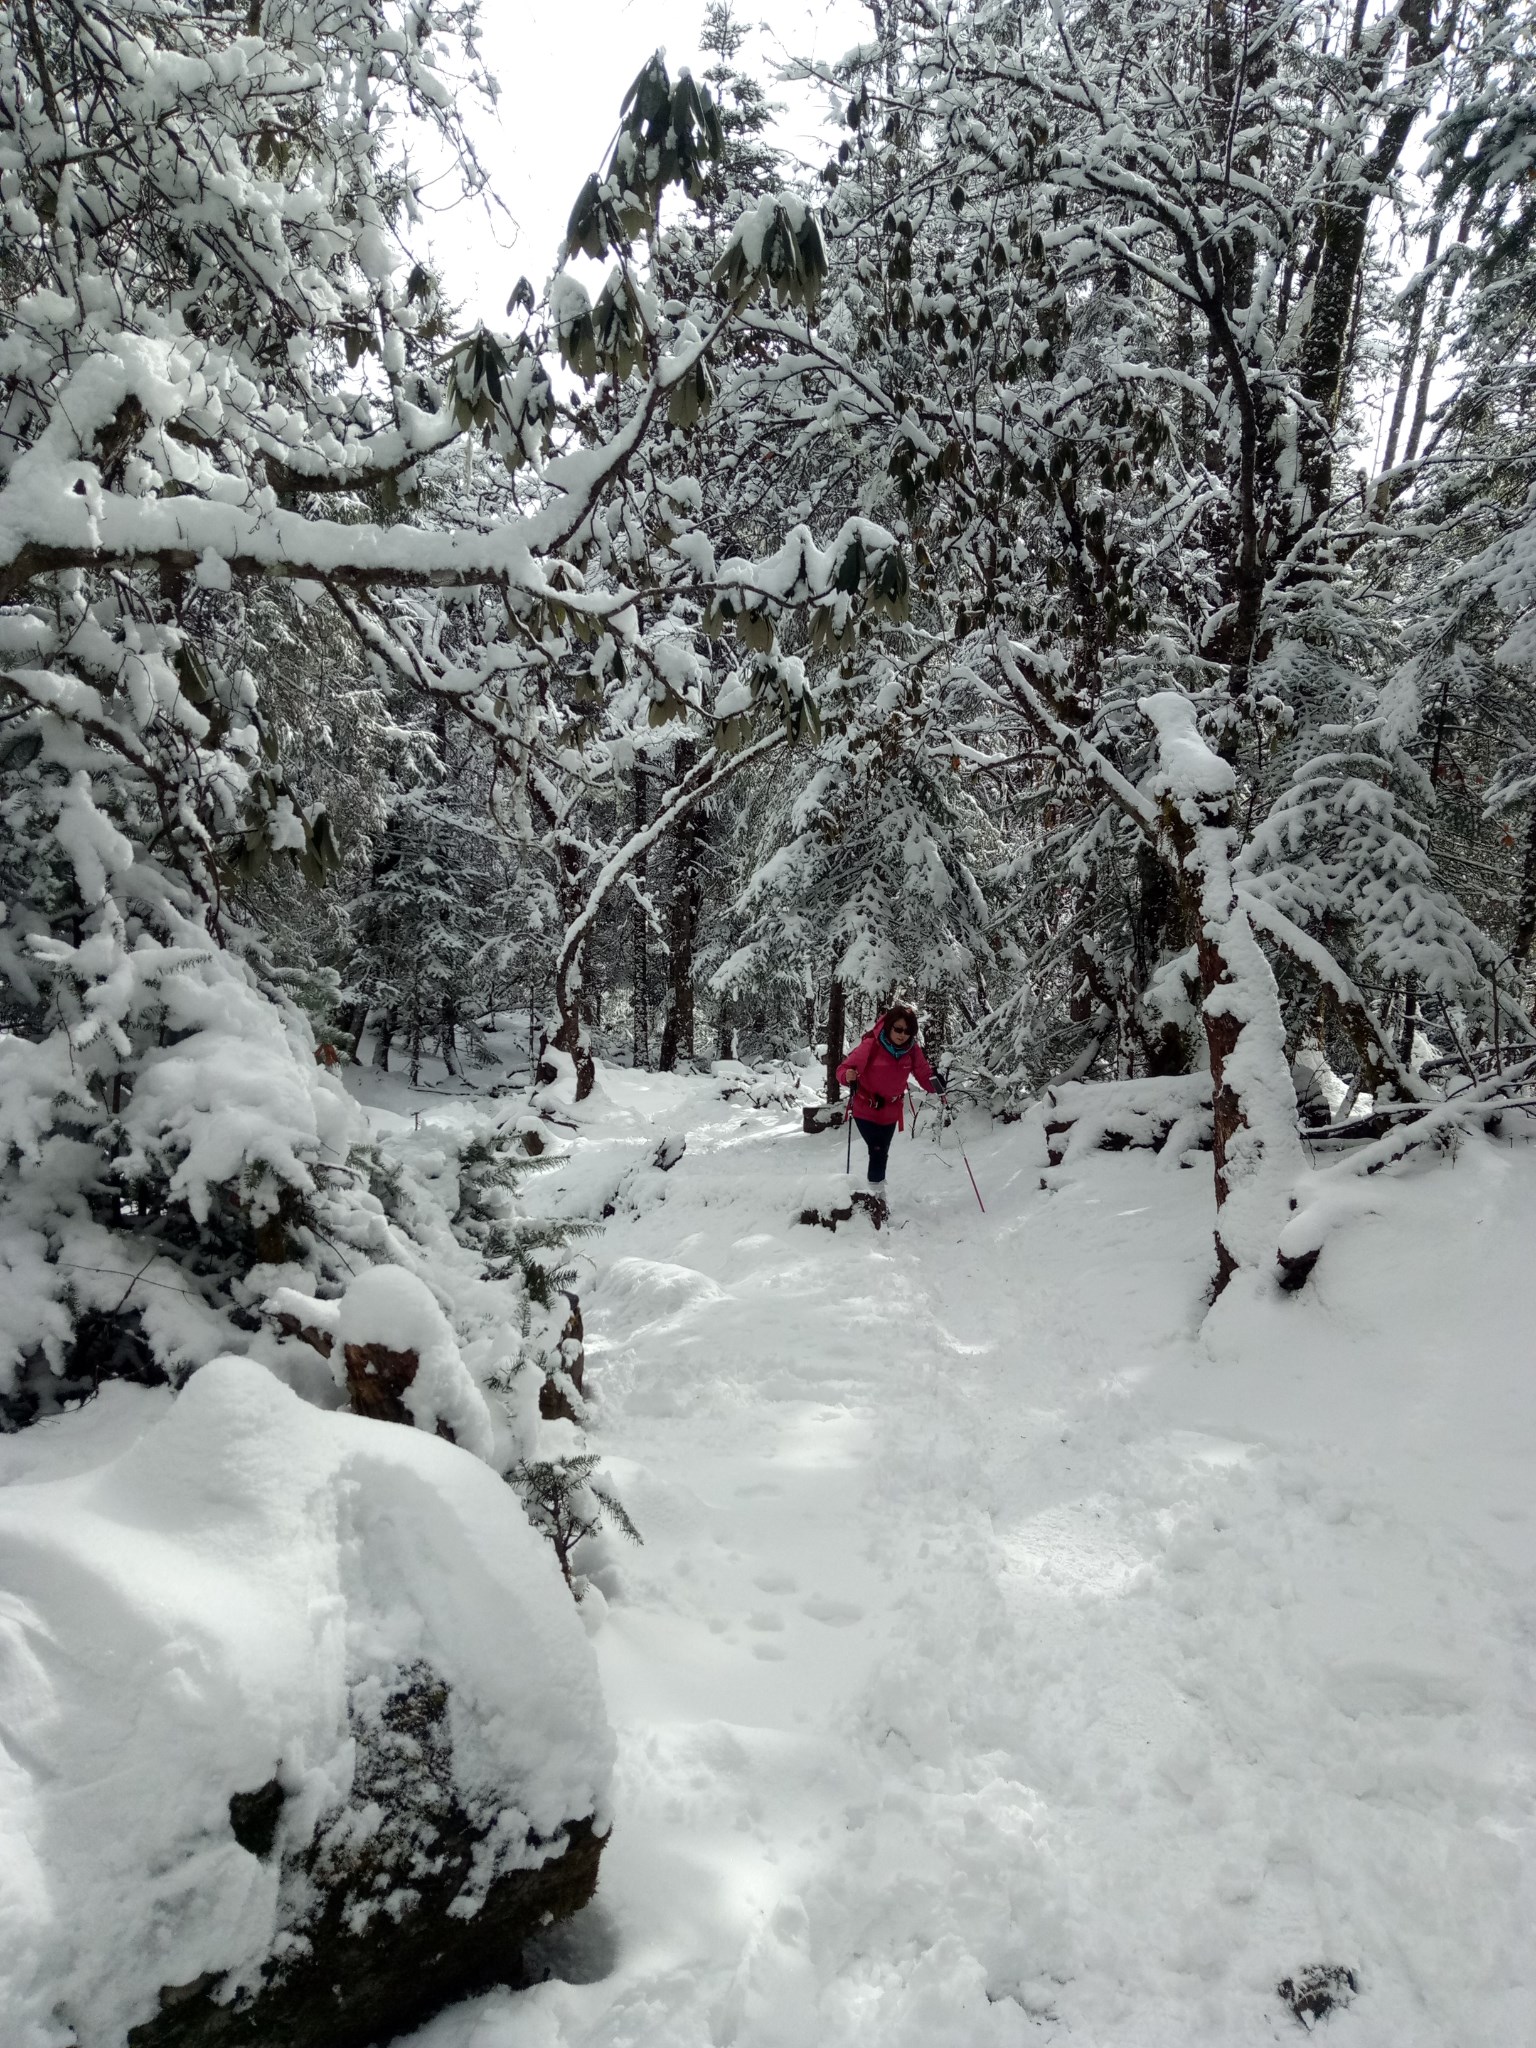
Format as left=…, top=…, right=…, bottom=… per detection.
left=0, top=1358, right=614, bottom=2048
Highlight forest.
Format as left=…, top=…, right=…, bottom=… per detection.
left=2, top=0, right=1534, bottom=2043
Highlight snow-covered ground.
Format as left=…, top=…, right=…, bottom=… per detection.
left=4, top=1054, right=1529, bottom=2046
left=398, top=1067, right=1536, bottom=2048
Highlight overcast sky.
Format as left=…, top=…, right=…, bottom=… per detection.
left=431, top=0, right=868, bottom=326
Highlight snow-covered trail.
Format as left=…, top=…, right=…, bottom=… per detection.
left=414, top=1072, right=1536, bottom=2048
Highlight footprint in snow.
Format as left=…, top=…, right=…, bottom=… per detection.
left=754, top=1570, right=798, bottom=1594
left=800, top=1596, right=864, bottom=1626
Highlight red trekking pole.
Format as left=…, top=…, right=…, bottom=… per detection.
left=943, top=1093, right=986, bottom=1212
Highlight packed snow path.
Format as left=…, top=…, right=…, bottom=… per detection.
left=416, top=1071, right=1536, bottom=2048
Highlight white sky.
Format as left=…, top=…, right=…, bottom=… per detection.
left=429, top=0, right=869, bottom=327
left=423, top=4, right=1439, bottom=483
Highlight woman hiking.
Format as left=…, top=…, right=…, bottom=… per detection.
left=837, top=1002, right=944, bottom=1215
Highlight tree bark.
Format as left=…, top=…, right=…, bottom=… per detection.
left=1513, top=804, right=1536, bottom=970
left=439, top=995, right=460, bottom=1077
left=371, top=1006, right=395, bottom=1072
left=1295, top=0, right=1441, bottom=509
left=825, top=977, right=846, bottom=1103
left=408, top=999, right=424, bottom=1088
left=545, top=952, right=597, bottom=1100
left=631, top=763, right=650, bottom=1068
left=1142, top=696, right=1305, bottom=1294
left=659, top=740, right=702, bottom=1071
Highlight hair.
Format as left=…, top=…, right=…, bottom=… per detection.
left=881, top=1003, right=920, bottom=1041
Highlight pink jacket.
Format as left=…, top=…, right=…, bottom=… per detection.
left=837, top=1020, right=940, bottom=1128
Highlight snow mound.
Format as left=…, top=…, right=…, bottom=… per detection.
left=598, top=1257, right=726, bottom=1323
left=0, top=1358, right=613, bottom=2048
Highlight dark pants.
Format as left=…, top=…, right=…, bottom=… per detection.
left=855, top=1116, right=896, bottom=1184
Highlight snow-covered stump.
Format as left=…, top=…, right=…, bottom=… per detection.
left=269, top=1268, right=497, bottom=1455
left=1141, top=696, right=1307, bottom=1294
left=0, top=1360, right=613, bottom=2048
left=802, top=1101, right=846, bottom=1134
left=795, top=1173, right=856, bottom=1230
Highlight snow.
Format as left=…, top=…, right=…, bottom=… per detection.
left=0, top=1357, right=612, bottom=2048
left=1140, top=692, right=1238, bottom=809
left=391, top=1065, right=1536, bottom=2048
left=4, top=1050, right=1535, bottom=2048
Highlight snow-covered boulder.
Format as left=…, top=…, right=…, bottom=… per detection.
left=0, top=1359, right=614, bottom=2048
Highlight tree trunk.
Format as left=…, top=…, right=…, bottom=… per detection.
left=1143, top=696, right=1305, bottom=1294
left=372, top=1006, right=395, bottom=1072
left=440, top=995, right=460, bottom=1077
left=1374, top=222, right=1441, bottom=514
left=341, top=1000, right=369, bottom=1065
left=544, top=952, right=596, bottom=1100
left=659, top=741, right=701, bottom=1072
left=1396, top=975, right=1420, bottom=1069
left=1295, top=0, right=1440, bottom=510
left=1513, top=804, right=1536, bottom=971
left=632, top=763, right=650, bottom=1068
left=538, top=795, right=599, bottom=1100
left=825, top=977, right=845, bottom=1103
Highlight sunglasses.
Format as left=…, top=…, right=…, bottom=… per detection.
left=888, top=1022, right=912, bottom=1037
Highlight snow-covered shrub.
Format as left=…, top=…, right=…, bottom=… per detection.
left=356, top=1107, right=594, bottom=1432
left=0, top=871, right=369, bottom=1421
left=0, top=1358, right=613, bottom=2048
left=511, top=1449, right=644, bottom=1595
left=0, top=0, right=502, bottom=1413
left=716, top=1058, right=818, bottom=1111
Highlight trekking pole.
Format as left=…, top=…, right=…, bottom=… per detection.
left=944, top=1096, right=986, bottom=1212
left=845, top=1100, right=853, bottom=1174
